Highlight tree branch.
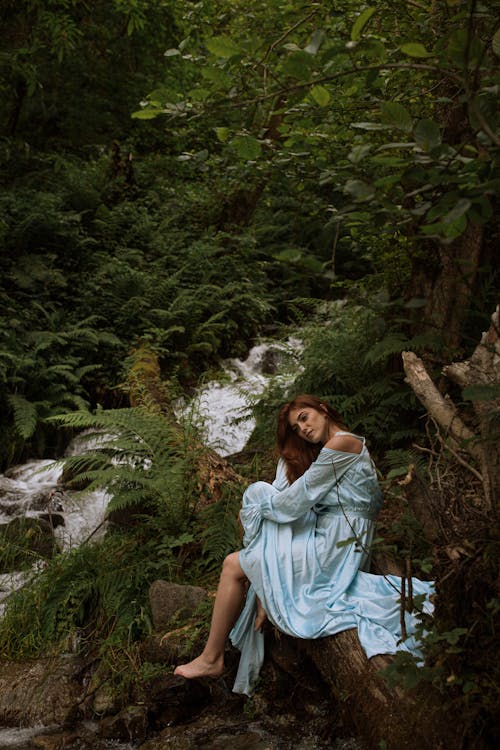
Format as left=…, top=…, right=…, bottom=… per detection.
left=401, top=351, right=482, bottom=462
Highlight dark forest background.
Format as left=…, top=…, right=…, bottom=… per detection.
left=0, top=1, right=498, bottom=746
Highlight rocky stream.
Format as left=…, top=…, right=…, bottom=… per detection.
left=0, top=342, right=364, bottom=750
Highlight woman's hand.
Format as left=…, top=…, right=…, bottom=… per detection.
left=254, top=596, right=267, bottom=632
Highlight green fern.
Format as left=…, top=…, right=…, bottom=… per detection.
left=0, top=406, right=243, bottom=659
left=384, top=448, right=429, bottom=479
left=7, top=394, right=38, bottom=439
left=53, top=406, right=242, bottom=544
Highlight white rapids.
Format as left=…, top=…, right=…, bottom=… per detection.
left=0, top=338, right=302, bottom=605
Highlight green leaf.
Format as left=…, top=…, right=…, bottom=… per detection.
left=442, top=198, right=471, bottom=226
left=274, top=249, right=302, bottom=263
left=380, top=102, right=413, bottom=132
left=336, top=536, right=357, bottom=548
left=215, top=127, right=230, bottom=143
left=344, top=179, right=375, bottom=202
left=444, top=214, right=467, bottom=238
left=351, top=7, right=376, bottom=41
left=400, top=42, right=433, bottom=58
left=206, top=36, right=241, bottom=58
left=131, top=109, right=160, bottom=120
left=414, top=119, right=441, bottom=151
left=201, top=67, right=232, bottom=88
left=305, top=30, right=324, bottom=55
left=387, top=466, right=411, bottom=479
left=493, top=29, right=500, bottom=58
left=310, top=85, right=331, bottom=106
left=364, top=39, right=386, bottom=62
left=7, top=394, right=38, bottom=439
left=282, top=51, right=314, bottom=80
left=351, top=122, right=388, bottom=131
left=348, top=144, right=371, bottom=163
left=230, top=135, right=262, bottom=160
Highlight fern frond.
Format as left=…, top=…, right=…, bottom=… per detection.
left=364, top=333, right=409, bottom=366
left=7, top=393, right=38, bottom=439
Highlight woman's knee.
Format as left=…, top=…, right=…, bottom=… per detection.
left=222, top=551, right=245, bottom=579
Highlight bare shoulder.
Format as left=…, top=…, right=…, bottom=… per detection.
left=324, top=432, right=363, bottom=454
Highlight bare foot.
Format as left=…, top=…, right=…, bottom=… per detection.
left=174, top=653, right=224, bottom=679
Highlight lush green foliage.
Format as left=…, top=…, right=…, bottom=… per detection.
left=0, top=406, right=243, bottom=657
left=0, top=1, right=498, bottom=741
left=140, top=1, right=499, bottom=245
left=1, top=0, right=498, bottom=465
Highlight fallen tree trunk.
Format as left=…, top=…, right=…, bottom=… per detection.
left=402, top=306, right=500, bottom=510
left=301, top=631, right=465, bottom=750
left=127, top=345, right=483, bottom=749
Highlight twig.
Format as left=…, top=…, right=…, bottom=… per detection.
left=240, top=63, right=465, bottom=106
left=259, top=8, right=319, bottom=65
left=436, top=432, right=483, bottom=483
left=412, top=442, right=439, bottom=457
left=400, top=576, right=408, bottom=640
left=405, top=558, right=414, bottom=613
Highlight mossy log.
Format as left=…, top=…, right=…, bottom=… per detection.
left=126, top=345, right=246, bottom=507
left=126, top=346, right=478, bottom=749
left=301, top=631, right=465, bottom=750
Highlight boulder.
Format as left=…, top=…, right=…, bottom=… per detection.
left=0, top=656, right=84, bottom=726
left=98, top=704, right=148, bottom=743
left=148, top=580, right=208, bottom=630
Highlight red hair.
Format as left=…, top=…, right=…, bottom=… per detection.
left=277, top=394, right=347, bottom=484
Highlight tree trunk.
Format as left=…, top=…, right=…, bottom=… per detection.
left=408, top=224, right=484, bottom=353
left=300, top=631, right=469, bottom=750
left=402, top=305, right=500, bottom=509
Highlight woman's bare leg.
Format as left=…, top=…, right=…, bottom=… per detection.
left=174, top=551, right=247, bottom=679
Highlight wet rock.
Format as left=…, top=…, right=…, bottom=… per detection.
left=31, top=730, right=79, bottom=749
left=38, top=512, right=65, bottom=529
left=260, top=347, right=282, bottom=375
left=91, top=681, right=123, bottom=717
left=30, top=489, right=65, bottom=512
left=144, top=674, right=213, bottom=728
left=203, top=731, right=270, bottom=749
left=98, top=704, right=148, bottom=742
left=0, top=656, right=84, bottom=726
left=149, top=581, right=208, bottom=630
left=140, top=629, right=192, bottom=664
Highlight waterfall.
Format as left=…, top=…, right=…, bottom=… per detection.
left=180, top=337, right=302, bottom=456
left=0, top=338, right=301, bottom=604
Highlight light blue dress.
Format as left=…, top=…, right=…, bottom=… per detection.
left=229, top=434, right=434, bottom=695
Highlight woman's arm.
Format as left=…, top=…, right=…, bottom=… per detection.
left=252, top=440, right=363, bottom=524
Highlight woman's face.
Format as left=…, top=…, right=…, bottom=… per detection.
left=288, top=405, right=330, bottom=444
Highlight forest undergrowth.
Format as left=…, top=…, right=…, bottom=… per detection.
left=0, top=0, right=498, bottom=746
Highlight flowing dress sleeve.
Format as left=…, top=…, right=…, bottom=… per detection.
left=271, top=457, right=289, bottom=491
left=241, top=448, right=360, bottom=538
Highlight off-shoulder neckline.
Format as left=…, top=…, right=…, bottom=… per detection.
left=319, top=432, right=366, bottom=455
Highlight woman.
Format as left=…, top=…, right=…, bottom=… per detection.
left=175, top=395, right=434, bottom=695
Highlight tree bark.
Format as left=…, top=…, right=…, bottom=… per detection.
left=300, top=630, right=469, bottom=750
left=402, top=306, right=500, bottom=509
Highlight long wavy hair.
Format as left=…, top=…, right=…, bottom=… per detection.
left=277, top=394, right=348, bottom=484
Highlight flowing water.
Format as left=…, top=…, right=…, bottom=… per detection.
left=179, top=338, right=302, bottom=456
left=0, top=339, right=363, bottom=750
